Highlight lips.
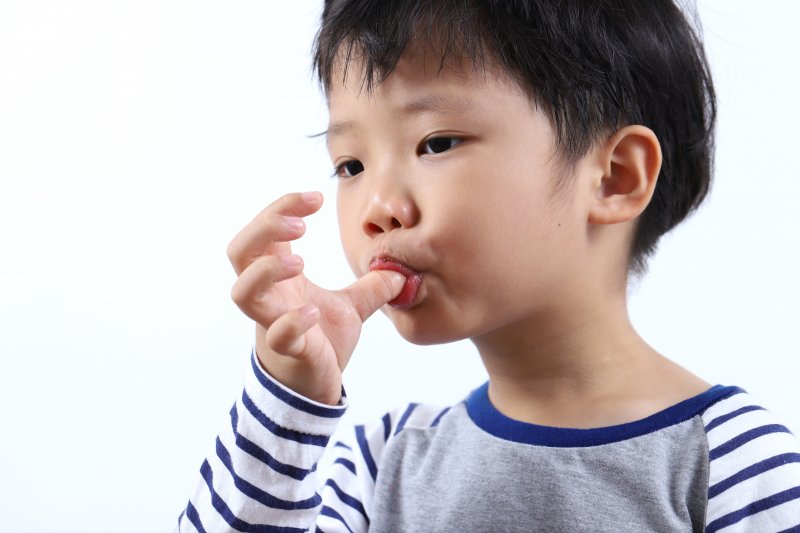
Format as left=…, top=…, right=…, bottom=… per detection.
left=368, top=256, right=423, bottom=309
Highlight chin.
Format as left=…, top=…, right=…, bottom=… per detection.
left=386, top=307, right=470, bottom=346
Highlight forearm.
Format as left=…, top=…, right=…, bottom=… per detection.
left=178, top=350, right=346, bottom=532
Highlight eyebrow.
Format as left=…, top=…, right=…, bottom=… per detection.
left=398, top=93, right=476, bottom=115
left=324, top=93, right=477, bottom=141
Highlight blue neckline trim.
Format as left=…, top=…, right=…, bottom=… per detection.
left=465, top=382, right=743, bottom=448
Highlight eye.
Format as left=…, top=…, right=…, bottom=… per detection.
left=333, top=159, right=364, bottom=178
left=421, top=137, right=462, bottom=155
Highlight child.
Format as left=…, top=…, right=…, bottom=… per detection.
left=179, top=1, right=800, bottom=531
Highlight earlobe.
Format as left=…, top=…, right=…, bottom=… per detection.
left=588, top=125, right=662, bottom=225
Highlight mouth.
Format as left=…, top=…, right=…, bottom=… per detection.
left=368, top=256, right=423, bottom=310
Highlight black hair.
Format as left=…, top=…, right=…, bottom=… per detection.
left=312, top=0, right=716, bottom=274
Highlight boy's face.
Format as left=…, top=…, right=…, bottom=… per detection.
left=327, top=52, right=591, bottom=345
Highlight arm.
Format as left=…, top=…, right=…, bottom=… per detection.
left=178, top=351, right=346, bottom=532
left=702, top=390, right=800, bottom=531
left=178, top=192, right=405, bottom=531
left=177, top=354, right=435, bottom=532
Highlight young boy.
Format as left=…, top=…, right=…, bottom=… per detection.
left=179, top=1, right=800, bottom=531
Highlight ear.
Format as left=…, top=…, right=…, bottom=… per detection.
left=588, top=125, right=662, bottom=225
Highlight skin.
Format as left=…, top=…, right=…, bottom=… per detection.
left=228, top=191, right=406, bottom=405
left=229, top=50, right=710, bottom=426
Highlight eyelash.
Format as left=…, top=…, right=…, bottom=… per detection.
left=332, top=160, right=365, bottom=179
left=421, top=136, right=463, bottom=155
left=332, top=136, right=464, bottom=179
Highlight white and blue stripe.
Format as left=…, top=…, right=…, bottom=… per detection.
left=179, top=351, right=346, bottom=532
left=703, top=389, right=800, bottom=531
left=178, top=351, right=446, bottom=532
left=179, top=355, right=800, bottom=532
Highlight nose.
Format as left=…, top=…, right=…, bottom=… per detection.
left=360, top=189, right=419, bottom=237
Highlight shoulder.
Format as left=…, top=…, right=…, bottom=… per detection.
left=701, top=387, right=800, bottom=532
left=321, top=401, right=457, bottom=520
left=331, top=400, right=458, bottom=477
left=351, top=402, right=455, bottom=463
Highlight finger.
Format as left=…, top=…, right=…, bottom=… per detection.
left=264, top=304, right=321, bottom=358
left=227, top=192, right=324, bottom=274
left=268, top=191, right=323, bottom=217
left=341, top=270, right=406, bottom=322
left=231, top=254, right=304, bottom=322
left=227, top=214, right=305, bottom=275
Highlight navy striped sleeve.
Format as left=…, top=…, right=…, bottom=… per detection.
left=250, top=353, right=344, bottom=418
left=394, top=403, right=419, bottom=436
left=178, top=350, right=348, bottom=532
left=703, top=390, right=800, bottom=531
left=354, top=425, right=379, bottom=481
left=179, top=349, right=453, bottom=533
left=229, top=404, right=317, bottom=481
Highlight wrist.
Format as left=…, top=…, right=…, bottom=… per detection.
left=254, top=348, right=344, bottom=406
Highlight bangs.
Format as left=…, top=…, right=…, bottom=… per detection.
left=313, top=0, right=494, bottom=93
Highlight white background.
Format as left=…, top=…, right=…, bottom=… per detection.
left=0, top=1, right=798, bottom=531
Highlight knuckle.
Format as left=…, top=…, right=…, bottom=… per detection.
left=340, top=284, right=361, bottom=304
left=265, top=321, right=289, bottom=352
left=256, top=255, right=279, bottom=276
left=226, top=236, right=252, bottom=275
left=226, top=240, right=239, bottom=263
left=231, top=268, right=263, bottom=305
left=230, top=280, right=246, bottom=305
left=255, top=213, right=285, bottom=243
left=255, top=209, right=273, bottom=226
left=276, top=193, right=294, bottom=212
left=266, top=311, right=310, bottom=358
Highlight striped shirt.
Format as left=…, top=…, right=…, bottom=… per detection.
left=178, top=352, right=800, bottom=531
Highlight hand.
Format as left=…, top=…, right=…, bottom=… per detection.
left=227, top=192, right=406, bottom=405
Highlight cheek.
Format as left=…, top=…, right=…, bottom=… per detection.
left=336, top=194, right=362, bottom=275
left=426, top=192, right=569, bottom=297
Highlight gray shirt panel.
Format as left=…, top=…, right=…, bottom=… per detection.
left=369, top=402, right=708, bottom=532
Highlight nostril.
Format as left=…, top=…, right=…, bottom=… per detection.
left=367, top=222, right=383, bottom=234
left=391, top=217, right=402, bottom=229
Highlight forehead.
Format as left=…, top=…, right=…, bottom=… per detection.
left=325, top=50, right=531, bottom=135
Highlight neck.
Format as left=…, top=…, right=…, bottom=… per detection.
left=471, top=284, right=707, bottom=428
left=474, top=291, right=642, bottom=390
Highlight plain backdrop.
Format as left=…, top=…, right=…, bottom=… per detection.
left=0, top=1, right=798, bottom=531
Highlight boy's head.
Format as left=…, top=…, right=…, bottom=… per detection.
left=313, top=0, right=716, bottom=276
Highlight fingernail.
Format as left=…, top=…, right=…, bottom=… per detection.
left=285, top=216, right=304, bottom=230
left=387, top=271, right=407, bottom=284
left=302, top=191, right=320, bottom=202
left=281, top=254, right=302, bottom=267
left=301, top=304, right=320, bottom=319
